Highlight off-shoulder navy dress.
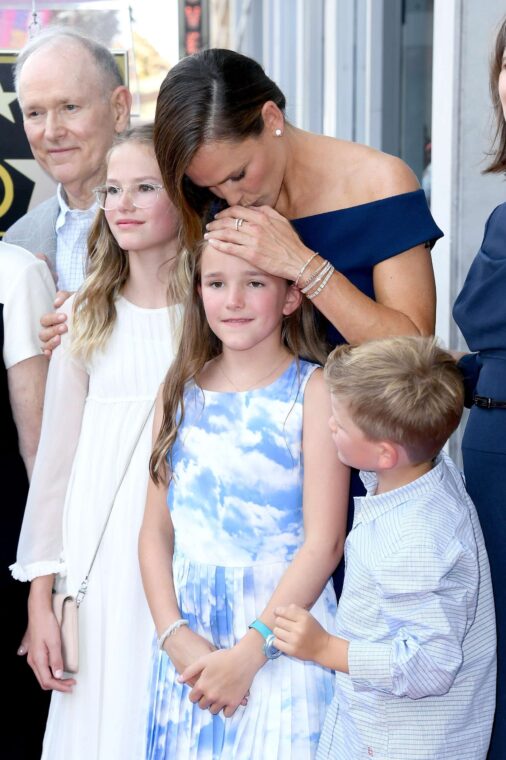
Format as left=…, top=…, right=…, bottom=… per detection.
left=292, top=188, right=443, bottom=595
left=453, top=202, right=506, bottom=760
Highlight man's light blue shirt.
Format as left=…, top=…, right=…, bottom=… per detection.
left=55, top=184, right=97, bottom=291
left=317, top=452, right=496, bottom=760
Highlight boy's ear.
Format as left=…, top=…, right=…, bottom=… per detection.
left=376, top=441, right=400, bottom=470
left=282, top=284, right=302, bottom=316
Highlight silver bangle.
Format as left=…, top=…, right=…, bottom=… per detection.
left=294, top=252, right=319, bottom=288
left=157, top=618, right=189, bottom=650
left=301, top=260, right=332, bottom=294
left=306, top=265, right=335, bottom=300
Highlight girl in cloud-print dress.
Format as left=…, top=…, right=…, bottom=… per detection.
left=140, top=242, right=349, bottom=760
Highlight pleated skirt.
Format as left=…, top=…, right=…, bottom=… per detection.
left=146, top=553, right=337, bottom=759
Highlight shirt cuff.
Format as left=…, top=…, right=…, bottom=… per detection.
left=348, top=639, right=393, bottom=693
left=9, top=559, right=67, bottom=582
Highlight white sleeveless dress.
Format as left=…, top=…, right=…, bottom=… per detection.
left=12, top=296, right=178, bottom=760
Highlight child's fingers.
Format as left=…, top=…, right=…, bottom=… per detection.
left=274, top=603, right=305, bottom=622
left=178, top=660, right=203, bottom=685
left=187, top=683, right=204, bottom=703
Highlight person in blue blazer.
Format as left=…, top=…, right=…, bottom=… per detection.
left=453, top=15, right=506, bottom=759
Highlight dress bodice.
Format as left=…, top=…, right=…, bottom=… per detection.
left=168, top=359, right=318, bottom=566
left=292, top=189, right=443, bottom=345
left=86, top=297, right=177, bottom=400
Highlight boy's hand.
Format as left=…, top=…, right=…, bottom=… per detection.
left=273, top=603, right=329, bottom=662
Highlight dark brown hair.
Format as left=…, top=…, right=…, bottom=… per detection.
left=154, top=49, right=286, bottom=251
left=485, top=16, right=506, bottom=173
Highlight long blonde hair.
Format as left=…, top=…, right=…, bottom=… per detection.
left=149, top=243, right=328, bottom=484
left=71, top=124, right=183, bottom=360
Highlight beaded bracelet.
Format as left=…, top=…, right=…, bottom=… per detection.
left=294, top=252, right=319, bottom=288
left=157, top=619, right=189, bottom=650
left=306, top=265, right=335, bottom=300
left=301, top=260, right=332, bottom=294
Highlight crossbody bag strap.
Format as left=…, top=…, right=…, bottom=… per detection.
left=75, top=398, right=156, bottom=606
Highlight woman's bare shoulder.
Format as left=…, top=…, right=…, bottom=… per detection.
left=290, top=132, right=420, bottom=215
left=317, top=137, right=419, bottom=200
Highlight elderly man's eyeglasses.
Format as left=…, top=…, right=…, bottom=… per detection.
left=94, top=182, right=165, bottom=211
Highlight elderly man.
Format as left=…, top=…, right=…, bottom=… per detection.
left=4, top=28, right=131, bottom=291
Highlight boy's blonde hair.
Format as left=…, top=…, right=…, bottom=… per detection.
left=324, top=336, right=464, bottom=463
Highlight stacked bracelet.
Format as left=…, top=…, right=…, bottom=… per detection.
left=294, top=252, right=319, bottom=288
left=301, top=259, right=333, bottom=294
left=306, top=264, right=335, bottom=300
left=157, top=618, right=189, bottom=650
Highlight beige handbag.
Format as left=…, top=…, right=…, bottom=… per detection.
left=51, top=594, right=79, bottom=673
left=50, top=400, right=155, bottom=674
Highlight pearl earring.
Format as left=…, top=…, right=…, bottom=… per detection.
left=274, top=128, right=283, bottom=137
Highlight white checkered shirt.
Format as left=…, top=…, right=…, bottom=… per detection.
left=55, top=184, right=97, bottom=291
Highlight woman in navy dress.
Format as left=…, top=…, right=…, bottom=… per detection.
left=153, top=49, right=442, bottom=594
left=453, top=16, right=506, bottom=758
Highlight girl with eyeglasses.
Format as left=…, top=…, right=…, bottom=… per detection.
left=11, top=124, right=184, bottom=760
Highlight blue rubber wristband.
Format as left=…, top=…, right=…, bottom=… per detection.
left=248, top=619, right=273, bottom=640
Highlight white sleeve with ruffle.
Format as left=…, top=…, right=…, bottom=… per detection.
left=10, top=296, right=89, bottom=581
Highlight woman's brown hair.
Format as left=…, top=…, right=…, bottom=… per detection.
left=154, top=49, right=286, bottom=252
left=485, top=16, right=506, bottom=173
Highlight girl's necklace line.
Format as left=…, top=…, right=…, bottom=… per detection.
left=217, top=354, right=291, bottom=392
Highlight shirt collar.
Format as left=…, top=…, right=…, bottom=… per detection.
left=56, top=183, right=97, bottom=229
left=353, top=453, right=445, bottom=528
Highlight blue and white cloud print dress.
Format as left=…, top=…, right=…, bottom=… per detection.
left=146, top=359, right=337, bottom=760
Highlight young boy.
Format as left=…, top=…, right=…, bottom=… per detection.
left=274, top=337, right=496, bottom=760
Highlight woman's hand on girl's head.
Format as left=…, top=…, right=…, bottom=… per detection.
left=204, top=205, right=312, bottom=282
left=178, top=645, right=257, bottom=717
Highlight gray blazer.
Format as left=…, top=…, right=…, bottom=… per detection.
left=3, top=195, right=59, bottom=270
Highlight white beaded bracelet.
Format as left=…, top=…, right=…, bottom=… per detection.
left=157, top=619, right=189, bottom=650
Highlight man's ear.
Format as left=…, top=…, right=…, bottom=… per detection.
left=282, top=284, right=302, bottom=316
left=111, top=86, right=132, bottom=133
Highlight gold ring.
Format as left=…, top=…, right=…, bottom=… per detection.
left=235, top=217, right=245, bottom=231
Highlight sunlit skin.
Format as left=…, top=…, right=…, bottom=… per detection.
left=187, top=126, right=287, bottom=211
left=105, top=143, right=179, bottom=257
left=18, top=39, right=130, bottom=209
left=199, top=245, right=300, bottom=371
